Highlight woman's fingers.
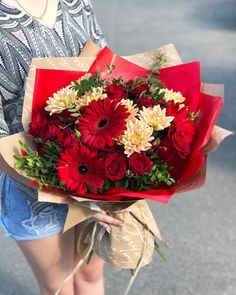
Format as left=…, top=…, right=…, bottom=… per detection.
left=98, top=222, right=111, bottom=234
left=93, top=212, right=123, bottom=226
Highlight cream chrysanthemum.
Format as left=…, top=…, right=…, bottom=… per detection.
left=160, top=88, right=185, bottom=104
left=119, top=119, right=154, bottom=157
left=45, top=87, right=78, bottom=115
left=139, top=105, right=174, bottom=131
left=75, top=87, right=107, bottom=108
left=119, top=98, right=139, bottom=122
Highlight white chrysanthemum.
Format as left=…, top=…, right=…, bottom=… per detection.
left=139, top=105, right=174, bottom=131
left=45, top=87, right=77, bottom=115
left=160, top=88, right=185, bottom=104
left=75, top=87, right=107, bottom=108
left=119, top=98, right=139, bottom=122
left=71, top=73, right=92, bottom=87
left=119, top=119, right=154, bottom=157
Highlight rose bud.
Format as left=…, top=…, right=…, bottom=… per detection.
left=152, top=141, right=159, bottom=148
left=159, top=99, right=166, bottom=105
left=158, top=146, right=168, bottom=153
left=147, top=149, right=154, bottom=155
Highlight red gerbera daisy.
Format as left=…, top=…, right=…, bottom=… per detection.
left=57, top=144, right=105, bottom=194
left=78, top=97, right=129, bottom=150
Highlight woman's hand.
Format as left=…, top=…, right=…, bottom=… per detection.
left=92, top=212, right=123, bottom=234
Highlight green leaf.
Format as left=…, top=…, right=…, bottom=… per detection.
left=26, top=158, right=34, bottom=167
left=15, top=161, right=25, bottom=168
left=70, top=113, right=81, bottom=117
left=86, top=183, right=96, bottom=193
left=158, top=91, right=166, bottom=100
left=33, top=138, right=44, bottom=144
left=75, top=129, right=81, bottom=138
left=41, top=168, right=49, bottom=174
left=19, top=140, right=26, bottom=150
left=67, top=108, right=78, bottom=113
left=143, top=185, right=152, bottom=190
left=14, top=154, right=24, bottom=160
left=149, top=77, right=159, bottom=85
left=124, top=178, right=129, bottom=189
left=150, top=175, right=156, bottom=182
left=115, top=180, right=123, bottom=188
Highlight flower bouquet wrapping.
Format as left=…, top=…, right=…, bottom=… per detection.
left=0, top=40, right=231, bottom=294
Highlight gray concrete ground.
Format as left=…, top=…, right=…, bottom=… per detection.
left=0, top=0, right=236, bottom=294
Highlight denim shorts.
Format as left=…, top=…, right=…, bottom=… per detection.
left=0, top=174, right=68, bottom=241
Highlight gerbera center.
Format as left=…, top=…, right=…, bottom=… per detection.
left=78, top=165, right=88, bottom=175
left=98, top=118, right=109, bottom=128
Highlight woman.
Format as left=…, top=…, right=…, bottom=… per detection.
left=0, top=1, right=123, bottom=294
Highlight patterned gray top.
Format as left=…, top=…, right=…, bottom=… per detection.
left=0, top=0, right=105, bottom=137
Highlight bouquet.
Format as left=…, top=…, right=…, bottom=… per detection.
left=13, top=44, right=227, bottom=203
left=18, top=58, right=194, bottom=196
left=0, top=41, right=231, bottom=295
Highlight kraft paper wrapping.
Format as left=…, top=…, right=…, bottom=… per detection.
left=0, top=40, right=232, bottom=269
left=73, top=200, right=162, bottom=269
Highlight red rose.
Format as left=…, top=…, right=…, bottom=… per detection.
left=105, top=153, right=127, bottom=180
left=29, top=111, right=59, bottom=139
left=158, top=135, right=188, bottom=181
left=129, top=153, right=153, bottom=174
left=56, top=129, right=77, bottom=147
left=106, top=84, right=127, bottom=102
left=168, top=121, right=195, bottom=158
left=158, top=136, right=175, bottom=161
left=130, top=84, right=149, bottom=96
left=168, top=109, right=195, bottom=158
left=59, top=109, right=79, bottom=123
left=165, top=103, right=195, bottom=158
left=137, top=97, right=158, bottom=109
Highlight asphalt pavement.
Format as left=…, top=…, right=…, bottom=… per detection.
left=0, top=0, right=235, bottom=294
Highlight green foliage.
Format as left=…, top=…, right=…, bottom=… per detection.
left=112, top=76, right=123, bottom=85
left=153, top=53, right=167, bottom=70
left=106, top=64, right=116, bottom=75
left=98, top=180, right=112, bottom=193
left=188, top=110, right=201, bottom=121
left=71, top=72, right=104, bottom=96
left=149, top=161, right=176, bottom=187
left=15, top=141, right=66, bottom=191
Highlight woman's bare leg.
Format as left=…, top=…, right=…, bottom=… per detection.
left=73, top=224, right=105, bottom=295
left=16, top=228, right=75, bottom=295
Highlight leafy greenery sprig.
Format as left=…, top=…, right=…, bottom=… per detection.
left=15, top=141, right=65, bottom=191
left=71, top=72, right=104, bottom=96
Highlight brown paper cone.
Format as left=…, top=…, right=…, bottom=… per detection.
left=74, top=200, right=162, bottom=269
